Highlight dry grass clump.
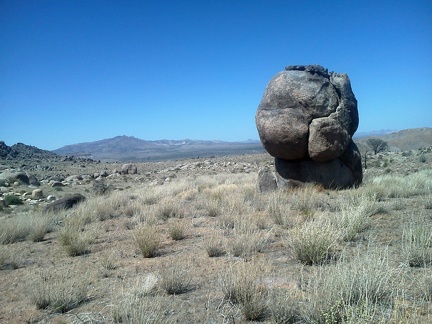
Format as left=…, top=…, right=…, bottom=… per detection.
left=168, top=221, right=187, bottom=240
left=370, top=169, right=432, bottom=198
left=0, top=245, right=19, bottom=269
left=329, top=193, right=377, bottom=242
left=134, top=225, right=161, bottom=258
left=402, top=216, right=432, bottom=267
left=289, top=186, right=324, bottom=219
left=29, top=269, right=88, bottom=313
left=220, top=260, right=269, bottom=321
left=0, top=212, right=54, bottom=244
left=204, top=234, right=225, bottom=257
left=111, top=291, right=166, bottom=323
left=267, top=191, right=293, bottom=228
left=304, top=249, right=394, bottom=323
left=58, top=218, right=99, bottom=256
left=287, top=219, right=340, bottom=265
left=155, top=198, right=185, bottom=221
left=268, top=289, right=301, bottom=324
left=158, top=260, right=193, bottom=295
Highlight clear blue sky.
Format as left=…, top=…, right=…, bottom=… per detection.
left=1, top=1, right=431, bottom=150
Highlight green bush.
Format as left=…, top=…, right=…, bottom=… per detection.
left=4, top=195, right=23, bottom=206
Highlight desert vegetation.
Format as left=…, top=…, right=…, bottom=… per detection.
left=0, top=149, right=431, bottom=323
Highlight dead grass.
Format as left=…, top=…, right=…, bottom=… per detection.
left=303, top=248, right=395, bottom=323
left=29, top=269, right=89, bottom=313
left=158, top=259, right=193, bottom=295
left=287, top=218, right=341, bottom=265
left=134, top=225, right=161, bottom=258
left=220, top=260, right=269, bottom=321
left=1, top=153, right=432, bottom=323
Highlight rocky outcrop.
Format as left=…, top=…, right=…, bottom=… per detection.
left=255, top=65, right=362, bottom=189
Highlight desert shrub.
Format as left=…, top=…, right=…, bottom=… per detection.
left=423, top=195, right=432, bottom=210
left=229, top=232, right=268, bottom=260
left=168, top=221, right=186, bottom=240
left=0, top=214, right=32, bottom=244
left=220, top=261, right=269, bottom=321
left=216, top=212, right=235, bottom=231
left=29, top=269, right=88, bottom=313
left=111, top=291, right=166, bottom=323
left=303, top=249, right=394, bottom=323
left=58, top=222, right=98, bottom=256
left=329, top=194, right=376, bottom=241
left=4, top=195, right=23, bottom=206
left=371, top=169, right=432, bottom=198
left=155, top=199, right=184, bottom=221
left=289, top=187, right=323, bottom=220
left=402, top=218, right=432, bottom=267
left=287, top=219, right=340, bottom=265
left=267, top=192, right=293, bottom=228
left=28, top=214, right=52, bottom=242
left=99, top=253, right=117, bottom=277
left=269, top=289, right=301, bottom=324
left=415, top=270, right=432, bottom=301
left=134, top=225, right=161, bottom=258
left=0, top=246, right=19, bottom=269
left=158, top=260, right=192, bottom=295
left=204, top=235, right=225, bottom=257
left=203, top=198, right=221, bottom=217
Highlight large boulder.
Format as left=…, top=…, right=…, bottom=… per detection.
left=255, top=65, right=362, bottom=189
left=256, top=65, right=358, bottom=162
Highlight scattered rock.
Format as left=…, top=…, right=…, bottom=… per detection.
left=50, top=181, right=64, bottom=187
left=44, top=194, right=86, bottom=213
left=65, top=175, right=83, bottom=182
left=32, top=189, right=44, bottom=199
left=121, top=163, right=138, bottom=174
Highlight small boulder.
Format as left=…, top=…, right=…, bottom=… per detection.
left=121, top=163, right=138, bottom=175
left=27, top=173, right=40, bottom=186
left=256, top=167, right=277, bottom=192
left=32, top=189, right=43, bottom=199
left=65, top=175, right=83, bottom=182
left=51, top=181, right=64, bottom=187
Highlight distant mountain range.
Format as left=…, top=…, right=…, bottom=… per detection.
left=51, top=128, right=431, bottom=162
left=53, top=136, right=265, bottom=162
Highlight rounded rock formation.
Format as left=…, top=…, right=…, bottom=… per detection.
left=255, top=65, right=362, bottom=189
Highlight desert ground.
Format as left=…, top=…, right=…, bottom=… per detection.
left=1, top=147, right=431, bottom=323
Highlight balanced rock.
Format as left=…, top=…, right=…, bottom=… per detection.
left=255, top=65, right=362, bottom=189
